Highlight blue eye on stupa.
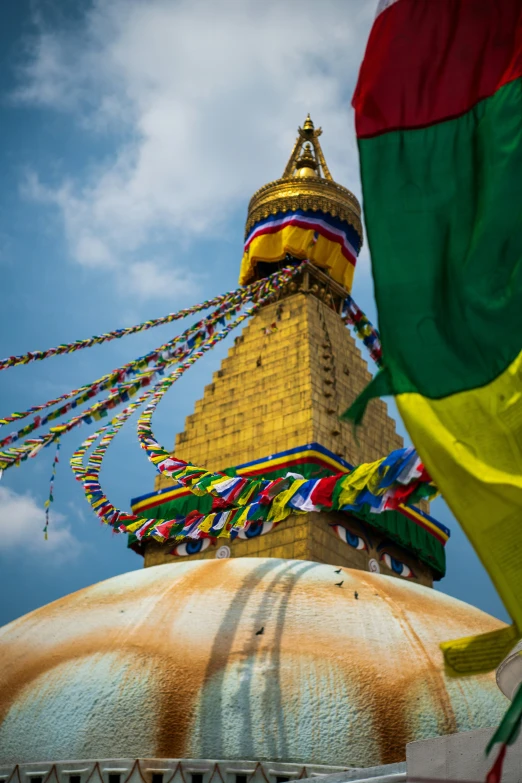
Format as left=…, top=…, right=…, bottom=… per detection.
left=171, top=538, right=212, bottom=557
left=347, top=530, right=362, bottom=548
left=331, top=524, right=367, bottom=551
left=237, top=520, right=275, bottom=539
left=381, top=552, right=415, bottom=579
left=391, top=557, right=402, bottom=573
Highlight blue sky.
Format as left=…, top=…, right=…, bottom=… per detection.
left=0, top=0, right=509, bottom=627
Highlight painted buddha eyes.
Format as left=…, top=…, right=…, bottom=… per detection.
left=171, top=519, right=277, bottom=556
left=172, top=538, right=212, bottom=557
left=237, top=520, right=275, bottom=539
left=380, top=552, right=415, bottom=579
left=170, top=523, right=415, bottom=577
left=331, top=523, right=416, bottom=579
left=332, top=524, right=367, bottom=551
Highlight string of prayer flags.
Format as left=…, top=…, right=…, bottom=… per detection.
left=77, top=413, right=437, bottom=545
left=69, top=264, right=314, bottom=536
left=0, top=285, right=255, bottom=447
left=342, top=296, right=382, bottom=367
left=0, top=267, right=293, bottom=473
left=0, top=277, right=269, bottom=372
left=43, top=439, right=60, bottom=540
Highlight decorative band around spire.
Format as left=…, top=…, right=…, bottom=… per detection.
left=240, top=115, right=363, bottom=292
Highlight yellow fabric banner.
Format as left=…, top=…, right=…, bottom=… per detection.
left=239, top=224, right=355, bottom=291
left=441, top=625, right=519, bottom=676
left=397, top=350, right=522, bottom=669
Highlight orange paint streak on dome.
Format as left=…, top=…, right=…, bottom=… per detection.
left=0, top=559, right=509, bottom=766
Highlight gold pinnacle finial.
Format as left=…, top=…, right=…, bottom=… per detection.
left=280, top=115, right=332, bottom=181
left=243, top=117, right=362, bottom=270
left=303, top=113, right=314, bottom=132
left=295, top=142, right=318, bottom=178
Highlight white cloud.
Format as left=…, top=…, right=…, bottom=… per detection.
left=117, top=259, right=199, bottom=301
left=14, top=32, right=80, bottom=110
left=15, top=0, right=374, bottom=295
left=0, top=486, right=83, bottom=562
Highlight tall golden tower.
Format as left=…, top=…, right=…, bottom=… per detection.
left=134, top=117, right=442, bottom=587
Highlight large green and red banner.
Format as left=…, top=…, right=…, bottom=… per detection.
left=345, top=0, right=522, bottom=660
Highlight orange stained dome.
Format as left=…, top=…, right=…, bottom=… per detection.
left=0, top=558, right=508, bottom=767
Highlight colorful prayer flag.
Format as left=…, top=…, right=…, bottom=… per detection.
left=344, top=0, right=522, bottom=650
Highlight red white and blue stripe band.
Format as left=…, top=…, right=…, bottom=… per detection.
left=244, top=209, right=361, bottom=266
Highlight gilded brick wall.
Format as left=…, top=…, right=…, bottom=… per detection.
left=155, top=292, right=402, bottom=490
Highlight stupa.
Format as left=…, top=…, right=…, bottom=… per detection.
left=0, top=117, right=510, bottom=781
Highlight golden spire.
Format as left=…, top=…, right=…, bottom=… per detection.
left=295, top=143, right=318, bottom=178
left=244, top=115, right=362, bottom=243
left=302, top=112, right=314, bottom=132
left=281, top=114, right=333, bottom=180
